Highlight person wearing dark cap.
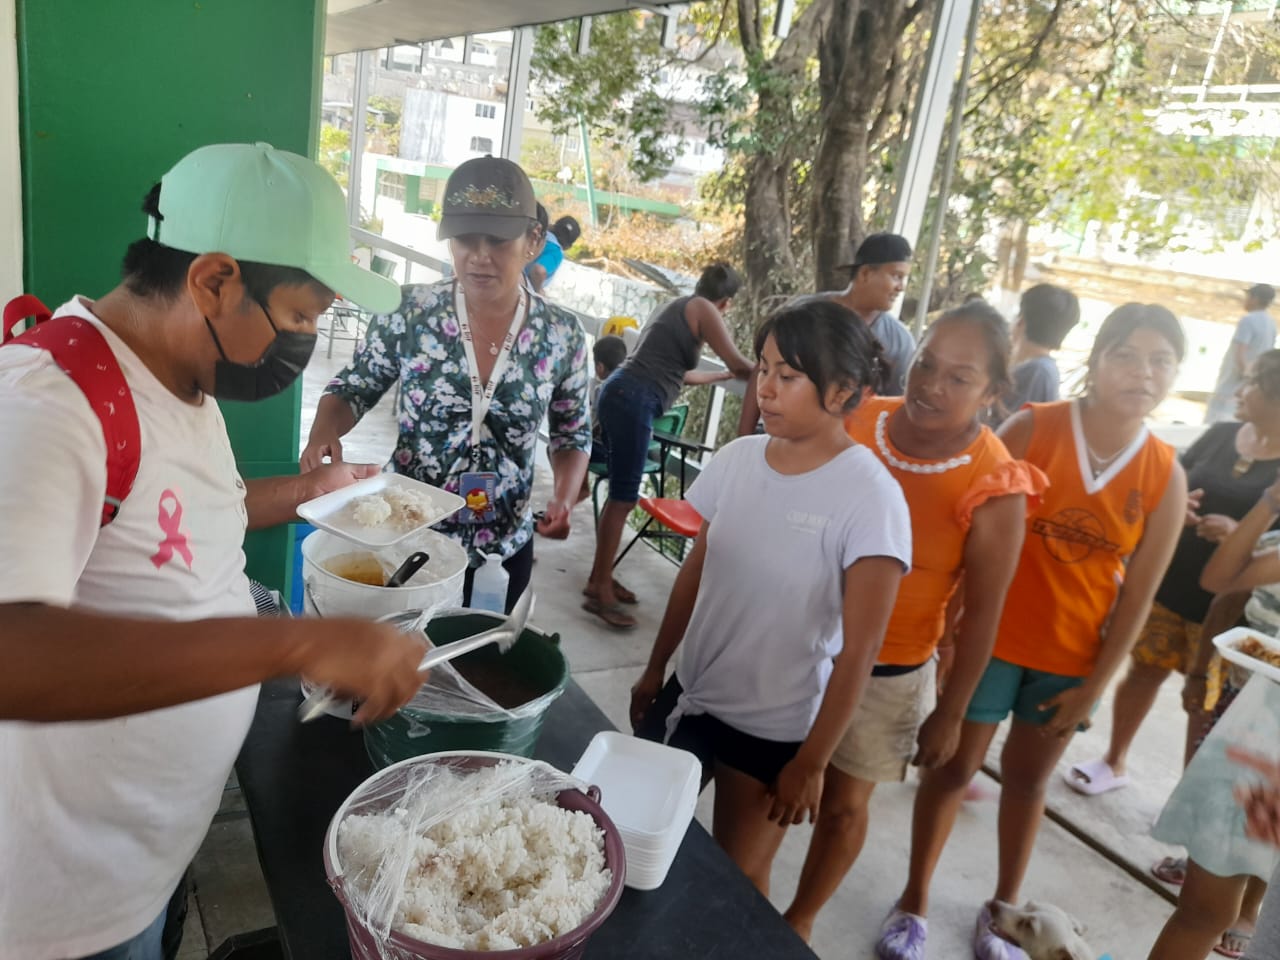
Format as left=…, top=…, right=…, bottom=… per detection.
left=304, top=156, right=592, bottom=611
left=527, top=211, right=582, bottom=294
left=1207, top=283, right=1277, bottom=423
left=827, top=233, right=916, bottom=395
left=736, top=233, right=915, bottom=436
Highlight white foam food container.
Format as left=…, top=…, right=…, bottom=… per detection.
left=1214, top=626, right=1280, bottom=684
left=297, top=473, right=464, bottom=549
left=572, top=731, right=701, bottom=836
left=572, top=731, right=701, bottom=890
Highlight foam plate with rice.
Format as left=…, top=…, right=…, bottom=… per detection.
left=298, top=474, right=464, bottom=548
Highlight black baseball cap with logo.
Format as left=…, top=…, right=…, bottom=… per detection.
left=437, top=156, right=537, bottom=241
left=552, top=215, right=582, bottom=247
left=841, top=232, right=914, bottom=271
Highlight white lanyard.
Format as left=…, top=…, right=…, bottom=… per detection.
left=455, top=283, right=528, bottom=452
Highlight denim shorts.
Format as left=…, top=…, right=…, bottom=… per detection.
left=965, top=656, right=1086, bottom=726
left=80, top=905, right=166, bottom=960
left=596, top=370, right=666, bottom=503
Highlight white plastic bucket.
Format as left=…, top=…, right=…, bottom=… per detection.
left=300, top=528, right=467, bottom=620
left=299, top=529, right=469, bottom=720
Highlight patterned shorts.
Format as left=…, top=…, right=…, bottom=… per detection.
left=1131, top=600, right=1232, bottom=708
left=1131, top=601, right=1202, bottom=674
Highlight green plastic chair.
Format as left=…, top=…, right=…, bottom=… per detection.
left=370, top=254, right=397, bottom=279
left=648, top=404, right=688, bottom=462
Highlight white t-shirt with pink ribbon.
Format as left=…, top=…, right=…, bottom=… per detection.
left=0, top=298, right=258, bottom=960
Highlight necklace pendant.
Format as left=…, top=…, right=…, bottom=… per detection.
left=489, top=343, right=499, bottom=356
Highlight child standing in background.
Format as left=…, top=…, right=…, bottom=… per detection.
left=578, top=335, right=629, bottom=505
left=989, top=283, right=1081, bottom=427
left=590, top=335, right=628, bottom=435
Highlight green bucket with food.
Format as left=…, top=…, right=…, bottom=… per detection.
left=364, top=609, right=569, bottom=769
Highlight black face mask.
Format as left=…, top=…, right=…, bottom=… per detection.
left=205, top=303, right=316, bottom=402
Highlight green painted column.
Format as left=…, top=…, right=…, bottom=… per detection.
left=17, top=0, right=325, bottom=596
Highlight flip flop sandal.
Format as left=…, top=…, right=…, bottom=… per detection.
left=582, top=579, right=638, bottom=605
left=1064, top=758, right=1131, bottom=796
left=876, top=904, right=928, bottom=960
left=581, top=596, right=637, bottom=629
left=1151, top=856, right=1187, bottom=886
left=1213, top=928, right=1253, bottom=958
left=974, top=902, right=1029, bottom=960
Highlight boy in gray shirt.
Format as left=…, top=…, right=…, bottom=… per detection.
left=990, top=283, right=1080, bottom=427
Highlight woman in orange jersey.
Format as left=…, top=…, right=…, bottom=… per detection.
left=783, top=302, right=1046, bottom=944
left=879, top=304, right=1188, bottom=960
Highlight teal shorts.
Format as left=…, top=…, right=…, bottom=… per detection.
left=965, top=657, right=1086, bottom=726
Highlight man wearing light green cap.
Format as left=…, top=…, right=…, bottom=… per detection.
left=0, top=143, right=424, bottom=960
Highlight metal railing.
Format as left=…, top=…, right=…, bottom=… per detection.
left=349, top=226, right=450, bottom=284
left=1165, top=82, right=1280, bottom=107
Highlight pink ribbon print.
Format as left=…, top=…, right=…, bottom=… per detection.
left=150, top=489, right=195, bottom=570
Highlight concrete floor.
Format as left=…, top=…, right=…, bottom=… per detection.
left=178, top=332, right=1191, bottom=959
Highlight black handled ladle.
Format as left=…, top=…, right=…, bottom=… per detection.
left=384, top=551, right=430, bottom=588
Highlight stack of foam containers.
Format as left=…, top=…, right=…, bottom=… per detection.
left=571, top=731, right=701, bottom=891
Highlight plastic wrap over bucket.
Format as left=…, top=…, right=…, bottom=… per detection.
left=301, top=529, right=467, bottom=619
left=323, top=751, right=626, bottom=960
left=364, top=611, right=568, bottom=768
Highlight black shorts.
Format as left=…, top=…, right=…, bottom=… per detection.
left=635, top=676, right=803, bottom=787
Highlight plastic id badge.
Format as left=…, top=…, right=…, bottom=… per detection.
left=458, top=472, right=499, bottom=524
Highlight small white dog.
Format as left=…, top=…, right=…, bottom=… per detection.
left=986, top=900, right=1095, bottom=960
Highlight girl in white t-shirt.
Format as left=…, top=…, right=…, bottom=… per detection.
left=631, top=299, right=913, bottom=896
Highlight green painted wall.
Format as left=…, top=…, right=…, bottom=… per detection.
left=17, top=0, right=325, bottom=595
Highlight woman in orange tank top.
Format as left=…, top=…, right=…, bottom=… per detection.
left=879, top=305, right=1188, bottom=960
left=783, top=302, right=1046, bottom=942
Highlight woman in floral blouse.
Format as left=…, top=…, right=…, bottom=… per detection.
left=302, top=157, right=591, bottom=611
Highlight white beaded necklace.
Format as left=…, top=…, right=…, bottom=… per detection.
left=875, top=410, right=972, bottom=475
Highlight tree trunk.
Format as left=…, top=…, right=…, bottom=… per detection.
left=742, top=149, right=794, bottom=314
left=732, top=0, right=835, bottom=321
left=811, top=119, right=870, bottom=292
left=1011, top=218, right=1030, bottom=291
left=810, top=1, right=927, bottom=292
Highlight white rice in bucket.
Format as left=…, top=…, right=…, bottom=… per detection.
left=336, top=763, right=612, bottom=951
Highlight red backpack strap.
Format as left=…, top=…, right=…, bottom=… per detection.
left=3, top=294, right=53, bottom=342
left=8, top=313, right=141, bottom=526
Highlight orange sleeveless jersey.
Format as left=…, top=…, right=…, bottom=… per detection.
left=847, top=397, right=1046, bottom=666
left=994, top=401, right=1176, bottom=677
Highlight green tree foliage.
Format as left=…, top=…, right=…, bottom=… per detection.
left=532, top=0, right=1280, bottom=320
left=935, top=0, right=1280, bottom=302
left=366, top=95, right=401, bottom=156
left=531, top=12, right=675, bottom=181
left=520, top=136, right=566, bottom=182
left=318, top=123, right=351, bottom=188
